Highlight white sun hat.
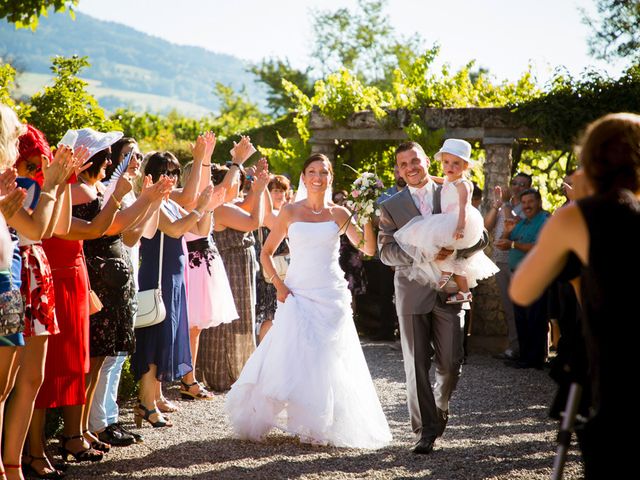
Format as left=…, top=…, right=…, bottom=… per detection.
left=58, top=127, right=123, bottom=159
left=434, top=138, right=474, bottom=165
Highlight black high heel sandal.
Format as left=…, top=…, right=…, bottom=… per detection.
left=83, top=429, right=111, bottom=453
left=22, top=455, right=65, bottom=479
left=134, top=403, right=173, bottom=428
left=58, top=434, right=104, bottom=462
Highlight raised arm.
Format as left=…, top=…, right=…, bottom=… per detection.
left=510, top=205, right=587, bottom=305
left=58, top=174, right=133, bottom=240
left=169, top=134, right=207, bottom=207
left=335, top=206, right=376, bottom=256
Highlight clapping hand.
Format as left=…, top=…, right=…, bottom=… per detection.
left=230, top=136, right=256, bottom=165
left=42, top=145, right=74, bottom=187
left=207, top=184, right=226, bottom=211
left=196, top=184, right=214, bottom=212
left=0, top=168, right=17, bottom=196
left=252, top=169, right=270, bottom=192
left=71, top=146, right=93, bottom=179
left=492, top=185, right=503, bottom=209
left=0, top=187, right=26, bottom=220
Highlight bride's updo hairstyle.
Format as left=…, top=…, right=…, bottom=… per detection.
left=578, top=112, right=640, bottom=194
left=302, top=153, right=334, bottom=178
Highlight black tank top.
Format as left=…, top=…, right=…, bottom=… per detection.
left=577, top=190, right=640, bottom=418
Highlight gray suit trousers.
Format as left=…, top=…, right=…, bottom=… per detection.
left=398, top=301, right=465, bottom=440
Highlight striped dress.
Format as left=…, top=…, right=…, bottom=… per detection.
left=196, top=227, right=256, bottom=392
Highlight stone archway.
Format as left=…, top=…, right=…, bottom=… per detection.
left=309, top=107, right=536, bottom=351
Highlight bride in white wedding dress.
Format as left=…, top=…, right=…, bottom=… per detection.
left=225, top=153, right=392, bottom=449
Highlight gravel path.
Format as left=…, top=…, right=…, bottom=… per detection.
left=63, top=342, right=583, bottom=479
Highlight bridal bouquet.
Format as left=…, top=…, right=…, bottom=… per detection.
left=344, top=170, right=385, bottom=228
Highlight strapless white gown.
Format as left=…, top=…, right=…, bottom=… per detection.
left=225, top=221, right=391, bottom=449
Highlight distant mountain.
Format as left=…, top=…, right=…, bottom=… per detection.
left=0, top=11, right=266, bottom=116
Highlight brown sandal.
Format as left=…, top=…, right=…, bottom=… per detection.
left=180, top=380, right=214, bottom=400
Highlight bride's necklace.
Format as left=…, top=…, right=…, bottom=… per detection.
left=307, top=202, right=324, bottom=215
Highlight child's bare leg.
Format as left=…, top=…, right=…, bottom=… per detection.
left=437, top=270, right=454, bottom=289
left=454, top=274, right=470, bottom=293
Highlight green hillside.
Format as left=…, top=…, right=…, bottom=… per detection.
left=0, top=11, right=265, bottom=116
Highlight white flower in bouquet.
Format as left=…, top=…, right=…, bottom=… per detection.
left=344, top=166, right=385, bottom=228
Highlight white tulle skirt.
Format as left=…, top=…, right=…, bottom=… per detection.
left=224, top=285, right=392, bottom=449
left=394, top=208, right=498, bottom=288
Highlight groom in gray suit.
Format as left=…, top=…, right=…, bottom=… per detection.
left=378, top=141, right=486, bottom=454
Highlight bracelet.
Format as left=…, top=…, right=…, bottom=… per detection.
left=202, top=163, right=212, bottom=167
left=511, top=240, right=515, bottom=249
left=191, top=209, right=203, bottom=219
left=229, top=163, right=243, bottom=172
left=111, top=196, right=122, bottom=209
left=39, top=191, right=56, bottom=202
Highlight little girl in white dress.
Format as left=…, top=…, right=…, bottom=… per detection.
left=394, top=139, right=498, bottom=303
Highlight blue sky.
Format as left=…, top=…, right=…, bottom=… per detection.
left=77, top=0, right=624, bottom=85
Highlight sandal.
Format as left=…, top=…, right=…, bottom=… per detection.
left=446, top=291, right=473, bottom=304
left=180, top=380, right=215, bottom=400
left=437, top=272, right=454, bottom=290
left=134, top=403, right=172, bottom=428
left=22, top=455, right=65, bottom=479
left=157, top=397, right=179, bottom=413
left=58, top=435, right=103, bottom=463
left=83, top=430, right=110, bottom=453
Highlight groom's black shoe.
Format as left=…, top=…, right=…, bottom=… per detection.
left=412, top=436, right=435, bottom=454
left=436, top=408, right=449, bottom=438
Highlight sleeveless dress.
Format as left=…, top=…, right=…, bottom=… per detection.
left=254, top=226, right=288, bottom=331
left=78, top=192, right=137, bottom=357
left=225, top=221, right=392, bottom=449
left=394, top=178, right=498, bottom=287
left=131, top=200, right=192, bottom=381
left=36, top=219, right=91, bottom=408
left=196, top=227, right=256, bottom=392
left=575, top=191, right=640, bottom=477
left=185, top=228, right=238, bottom=329
left=16, top=178, right=58, bottom=337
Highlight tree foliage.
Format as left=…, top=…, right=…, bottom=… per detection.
left=0, top=0, right=77, bottom=30
left=310, top=0, right=422, bottom=87
left=250, top=59, right=313, bottom=116
left=582, top=0, right=640, bottom=63
left=28, top=55, right=119, bottom=144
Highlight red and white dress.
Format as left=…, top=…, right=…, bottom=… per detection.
left=17, top=178, right=58, bottom=337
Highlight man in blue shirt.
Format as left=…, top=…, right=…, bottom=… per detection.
left=495, top=189, right=549, bottom=368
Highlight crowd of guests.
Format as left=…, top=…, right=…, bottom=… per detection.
left=0, top=102, right=309, bottom=479
left=1, top=101, right=636, bottom=479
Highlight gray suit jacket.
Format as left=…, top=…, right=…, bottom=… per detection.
left=377, top=185, right=488, bottom=314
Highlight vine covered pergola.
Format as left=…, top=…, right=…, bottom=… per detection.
left=308, top=107, right=538, bottom=349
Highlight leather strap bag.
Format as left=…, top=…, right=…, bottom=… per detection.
left=134, top=232, right=166, bottom=329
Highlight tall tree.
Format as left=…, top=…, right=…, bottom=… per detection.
left=250, top=59, right=314, bottom=116
left=310, top=0, right=424, bottom=86
left=29, top=55, right=118, bottom=144
left=583, top=0, right=640, bottom=62
left=0, top=0, right=78, bottom=30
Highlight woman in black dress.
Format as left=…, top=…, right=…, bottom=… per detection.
left=510, top=113, right=640, bottom=479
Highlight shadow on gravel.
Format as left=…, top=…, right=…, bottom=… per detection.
left=69, top=435, right=581, bottom=480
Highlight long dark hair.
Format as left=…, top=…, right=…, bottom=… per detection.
left=301, top=153, right=334, bottom=176
left=105, top=137, right=137, bottom=181
left=143, top=151, right=181, bottom=183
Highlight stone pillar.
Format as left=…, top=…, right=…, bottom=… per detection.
left=481, top=140, right=514, bottom=215
left=468, top=139, right=514, bottom=352
left=309, top=137, right=337, bottom=163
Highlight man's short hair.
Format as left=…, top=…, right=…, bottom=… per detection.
left=520, top=188, right=541, bottom=201
left=395, top=141, right=426, bottom=157
left=513, top=172, right=533, bottom=186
